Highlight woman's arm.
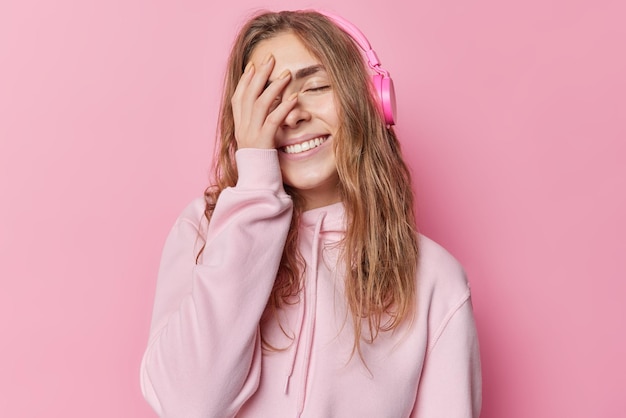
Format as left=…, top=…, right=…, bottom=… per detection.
left=140, top=149, right=293, bottom=418
left=410, top=294, right=482, bottom=418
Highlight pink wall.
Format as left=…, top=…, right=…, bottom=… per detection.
left=1, top=0, right=624, bottom=416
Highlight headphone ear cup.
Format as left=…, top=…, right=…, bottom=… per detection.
left=371, top=74, right=397, bottom=125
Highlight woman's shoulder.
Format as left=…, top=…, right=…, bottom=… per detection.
left=176, top=196, right=208, bottom=224
left=416, top=234, right=471, bottom=303
left=178, top=196, right=206, bottom=222
left=413, top=234, right=475, bottom=344
left=166, top=197, right=210, bottom=239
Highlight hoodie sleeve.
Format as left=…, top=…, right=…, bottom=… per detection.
left=410, top=293, right=482, bottom=418
left=140, top=149, right=293, bottom=418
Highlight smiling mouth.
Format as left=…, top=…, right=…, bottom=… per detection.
left=281, top=136, right=329, bottom=154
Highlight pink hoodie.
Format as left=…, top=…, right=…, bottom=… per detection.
left=140, top=149, right=482, bottom=417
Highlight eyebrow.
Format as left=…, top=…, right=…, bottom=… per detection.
left=294, top=64, right=325, bottom=80
left=265, top=65, right=326, bottom=89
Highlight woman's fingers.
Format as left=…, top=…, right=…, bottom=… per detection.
left=232, top=56, right=274, bottom=138
left=230, top=64, right=252, bottom=134
left=260, top=92, right=298, bottom=139
left=243, top=55, right=276, bottom=108
left=248, top=68, right=291, bottom=132
left=232, top=55, right=296, bottom=149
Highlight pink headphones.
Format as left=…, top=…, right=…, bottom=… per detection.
left=320, top=11, right=397, bottom=126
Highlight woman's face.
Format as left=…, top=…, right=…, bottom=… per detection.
left=247, top=32, right=341, bottom=210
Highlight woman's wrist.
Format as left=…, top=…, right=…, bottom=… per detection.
left=235, top=148, right=284, bottom=192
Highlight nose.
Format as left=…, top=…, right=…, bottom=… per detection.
left=281, top=100, right=310, bottom=129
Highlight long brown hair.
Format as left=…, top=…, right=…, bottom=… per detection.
left=200, top=10, right=419, bottom=357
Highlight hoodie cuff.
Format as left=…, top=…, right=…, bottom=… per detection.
left=235, top=148, right=284, bottom=192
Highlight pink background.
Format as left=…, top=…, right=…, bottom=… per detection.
left=1, top=0, right=624, bottom=416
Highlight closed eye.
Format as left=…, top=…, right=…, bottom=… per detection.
left=305, top=85, right=330, bottom=93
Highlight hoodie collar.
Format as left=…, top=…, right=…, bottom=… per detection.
left=299, top=201, right=346, bottom=232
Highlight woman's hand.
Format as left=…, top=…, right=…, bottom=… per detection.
left=231, top=54, right=298, bottom=149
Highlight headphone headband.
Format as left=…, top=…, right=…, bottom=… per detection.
left=319, top=11, right=396, bottom=125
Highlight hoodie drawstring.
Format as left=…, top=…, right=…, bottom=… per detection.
left=283, top=211, right=326, bottom=416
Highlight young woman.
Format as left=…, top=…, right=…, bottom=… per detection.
left=140, top=10, right=481, bottom=418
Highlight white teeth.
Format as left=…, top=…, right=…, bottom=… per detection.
left=283, top=136, right=328, bottom=154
